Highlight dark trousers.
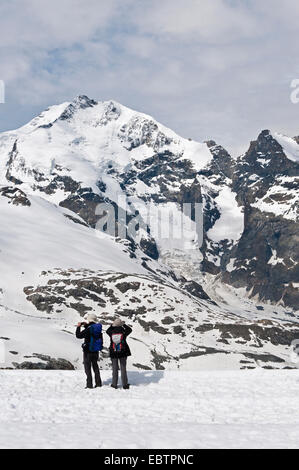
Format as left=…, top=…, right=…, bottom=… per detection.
left=83, top=352, right=101, bottom=388
left=111, top=357, right=128, bottom=387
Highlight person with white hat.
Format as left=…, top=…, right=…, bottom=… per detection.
left=106, top=317, right=132, bottom=389
left=76, top=313, right=103, bottom=389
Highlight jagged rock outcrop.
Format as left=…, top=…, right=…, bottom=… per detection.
left=222, top=130, right=299, bottom=309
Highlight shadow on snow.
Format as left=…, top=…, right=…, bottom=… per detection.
left=102, top=371, right=164, bottom=387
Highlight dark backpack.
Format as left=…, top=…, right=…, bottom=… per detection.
left=89, top=323, right=103, bottom=352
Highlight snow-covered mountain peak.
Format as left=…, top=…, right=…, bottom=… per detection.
left=25, top=96, right=120, bottom=131
left=0, top=96, right=214, bottom=193
left=235, top=129, right=299, bottom=177
left=73, top=94, right=98, bottom=109
left=54, top=95, right=98, bottom=123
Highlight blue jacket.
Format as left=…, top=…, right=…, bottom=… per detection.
left=76, top=322, right=103, bottom=353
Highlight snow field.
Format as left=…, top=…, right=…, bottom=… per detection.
left=0, top=370, right=299, bottom=449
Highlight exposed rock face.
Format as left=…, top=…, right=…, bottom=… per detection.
left=23, top=269, right=207, bottom=320
left=59, top=187, right=105, bottom=227
left=195, top=321, right=299, bottom=346
left=205, top=140, right=235, bottom=180
left=222, top=208, right=299, bottom=308
left=222, top=130, right=299, bottom=309
left=180, top=280, right=211, bottom=301
left=13, top=354, right=75, bottom=370
left=0, top=186, right=31, bottom=206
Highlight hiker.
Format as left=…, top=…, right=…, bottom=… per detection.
left=76, top=313, right=103, bottom=389
left=107, top=318, right=132, bottom=389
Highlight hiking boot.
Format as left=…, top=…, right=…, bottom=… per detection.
left=111, top=384, right=118, bottom=389
left=94, top=383, right=102, bottom=388
left=123, top=384, right=130, bottom=390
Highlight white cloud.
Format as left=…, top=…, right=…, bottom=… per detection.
left=0, top=0, right=118, bottom=48
left=121, top=35, right=157, bottom=59
left=0, top=0, right=299, bottom=156
left=129, top=0, right=260, bottom=43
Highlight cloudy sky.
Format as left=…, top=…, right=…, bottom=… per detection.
left=0, top=0, right=298, bottom=155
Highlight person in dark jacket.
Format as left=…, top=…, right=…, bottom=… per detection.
left=76, top=313, right=102, bottom=389
left=106, top=318, right=132, bottom=389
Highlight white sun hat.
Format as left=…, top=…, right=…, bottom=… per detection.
left=86, top=313, right=98, bottom=323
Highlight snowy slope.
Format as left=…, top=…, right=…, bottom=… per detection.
left=272, top=132, right=299, bottom=163
left=0, top=370, right=299, bottom=449
left=0, top=190, right=147, bottom=314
